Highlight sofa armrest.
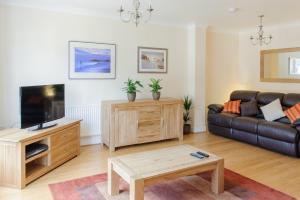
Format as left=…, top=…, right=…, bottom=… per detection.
left=208, top=104, right=224, bottom=114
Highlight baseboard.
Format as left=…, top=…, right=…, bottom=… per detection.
left=192, top=125, right=206, bottom=133
left=79, top=126, right=206, bottom=146
left=80, top=135, right=102, bottom=146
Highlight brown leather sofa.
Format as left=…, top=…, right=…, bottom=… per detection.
left=207, top=90, right=300, bottom=157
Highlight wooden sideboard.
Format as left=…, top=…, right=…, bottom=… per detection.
left=101, top=98, right=183, bottom=151
left=0, top=119, right=81, bottom=189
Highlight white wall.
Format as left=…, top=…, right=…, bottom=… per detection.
left=239, top=24, right=300, bottom=93
left=0, top=5, right=5, bottom=128
left=205, top=30, right=241, bottom=105
left=204, top=23, right=300, bottom=110
left=0, top=4, right=196, bottom=143
left=187, top=25, right=207, bottom=132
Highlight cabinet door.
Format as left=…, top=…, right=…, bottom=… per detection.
left=51, top=125, right=80, bottom=165
left=115, top=108, right=138, bottom=147
left=162, top=104, right=182, bottom=139
left=136, top=105, right=162, bottom=143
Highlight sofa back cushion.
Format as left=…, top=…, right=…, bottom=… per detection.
left=282, top=93, right=300, bottom=107
left=230, top=90, right=259, bottom=102
left=227, top=90, right=300, bottom=125
left=240, top=100, right=259, bottom=116
left=256, top=92, right=284, bottom=105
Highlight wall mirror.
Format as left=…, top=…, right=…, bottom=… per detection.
left=261, top=47, right=300, bottom=83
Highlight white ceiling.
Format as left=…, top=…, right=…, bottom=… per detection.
left=1, top=0, right=300, bottom=31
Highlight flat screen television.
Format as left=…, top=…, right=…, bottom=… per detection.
left=20, top=84, right=65, bottom=130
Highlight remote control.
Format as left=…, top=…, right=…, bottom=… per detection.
left=196, top=151, right=209, bottom=157
left=190, top=153, right=204, bottom=159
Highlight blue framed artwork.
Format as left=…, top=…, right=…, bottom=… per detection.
left=69, top=41, right=116, bottom=79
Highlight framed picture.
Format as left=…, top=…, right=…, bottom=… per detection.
left=138, top=47, right=168, bottom=73
left=69, top=41, right=116, bottom=79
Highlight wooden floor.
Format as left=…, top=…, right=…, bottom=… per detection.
left=1, top=132, right=300, bottom=200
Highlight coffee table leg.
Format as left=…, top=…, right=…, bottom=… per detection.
left=211, top=159, right=224, bottom=194
left=130, top=179, right=144, bottom=200
left=108, top=160, right=120, bottom=196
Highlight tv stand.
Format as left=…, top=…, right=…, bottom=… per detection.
left=33, top=123, right=58, bottom=131
left=0, top=119, right=81, bottom=189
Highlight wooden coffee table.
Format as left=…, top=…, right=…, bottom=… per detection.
left=108, top=145, right=224, bottom=200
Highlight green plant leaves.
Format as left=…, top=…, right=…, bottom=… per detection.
left=183, top=96, right=192, bottom=123
left=123, top=78, right=144, bottom=94
left=183, top=96, right=192, bottom=111
left=123, top=78, right=163, bottom=94
left=148, top=78, right=162, bottom=93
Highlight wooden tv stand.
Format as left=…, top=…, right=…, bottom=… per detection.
left=0, top=119, right=81, bottom=189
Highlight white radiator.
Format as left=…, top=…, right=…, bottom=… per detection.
left=65, top=104, right=101, bottom=145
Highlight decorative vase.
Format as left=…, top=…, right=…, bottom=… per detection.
left=152, top=92, right=161, bottom=101
left=183, top=124, right=191, bottom=134
left=127, top=92, right=136, bottom=102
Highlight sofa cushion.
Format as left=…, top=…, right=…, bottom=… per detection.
left=232, top=129, right=258, bottom=145
left=223, top=100, right=241, bottom=114
left=260, top=99, right=285, bottom=121
left=282, top=93, right=300, bottom=107
left=232, top=117, right=261, bottom=133
left=230, top=90, right=259, bottom=102
left=207, top=113, right=238, bottom=128
left=258, top=136, right=297, bottom=157
left=275, top=117, right=291, bottom=124
left=257, top=121, right=298, bottom=143
left=241, top=100, right=259, bottom=116
left=284, top=102, right=300, bottom=124
left=256, top=92, right=284, bottom=105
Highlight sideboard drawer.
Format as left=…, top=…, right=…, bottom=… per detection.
left=137, top=134, right=161, bottom=143
left=137, top=119, right=161, bottom=137
left=138, top=106, right=161, bottom=121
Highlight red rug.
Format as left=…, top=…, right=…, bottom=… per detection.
left=49, top=169, right=295, bottom=200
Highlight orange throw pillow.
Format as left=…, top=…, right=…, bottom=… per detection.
left=284, top=102, right=300, bottom=123
left=223, top=100, right=241, bottom=114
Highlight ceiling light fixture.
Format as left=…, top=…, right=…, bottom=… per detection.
left=250, top=15, right=273, bottom=46
left=119, top=0, right=154, bottom=27
left=228, top=7, right=239, bottom=13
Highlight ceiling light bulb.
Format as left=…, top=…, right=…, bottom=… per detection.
left=228, top=7, right=239, bottom=13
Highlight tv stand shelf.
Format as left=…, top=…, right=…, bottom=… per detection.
left=25, top=150, right=49, bottom=164
left=0, top=119, right=81, bottom=189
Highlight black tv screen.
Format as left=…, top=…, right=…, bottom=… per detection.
left=20, top=84, right=65, bottom=129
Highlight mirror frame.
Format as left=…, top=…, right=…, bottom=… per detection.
left=260, top=47, right=300, bottom=83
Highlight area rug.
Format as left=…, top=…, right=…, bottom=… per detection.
left=49, top=169, right=295, bottom=200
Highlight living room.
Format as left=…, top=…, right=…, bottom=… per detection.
left=1, top=0, right=300, bottom=199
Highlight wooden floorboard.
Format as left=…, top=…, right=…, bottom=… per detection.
left=0, top=132, right=300, bottom=199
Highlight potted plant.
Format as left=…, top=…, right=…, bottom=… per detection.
left=183, top=96, right=192, bottom=134
left=148, top=78, right=162, bottom=100
left=123, top=78, right=143, bottom=102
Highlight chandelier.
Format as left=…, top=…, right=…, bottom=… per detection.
left=250, top=15, right=273, bottom=46
left=119, top=0, right=154, bottom=27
